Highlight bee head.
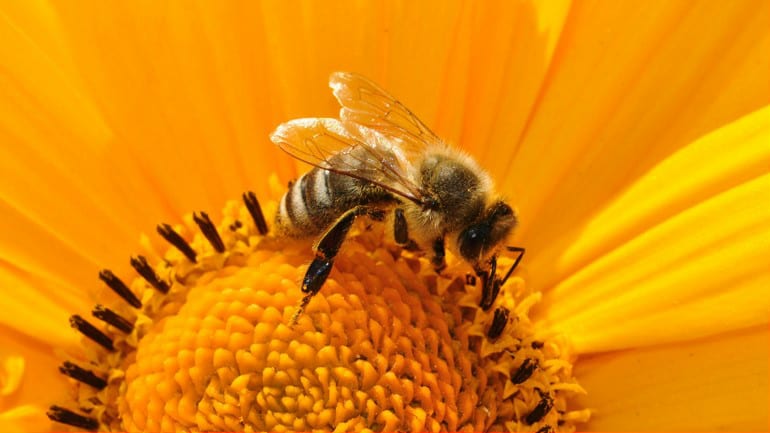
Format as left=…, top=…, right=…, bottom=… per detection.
left=457, top=201, right=517, bottom=266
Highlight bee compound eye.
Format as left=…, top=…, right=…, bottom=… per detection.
left=459, top=225, right=489, bottom=261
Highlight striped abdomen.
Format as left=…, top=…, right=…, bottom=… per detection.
left=276, top=153, right=395, bottom=237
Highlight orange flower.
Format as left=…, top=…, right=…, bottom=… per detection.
left=1, top=1, right=768, bottom=431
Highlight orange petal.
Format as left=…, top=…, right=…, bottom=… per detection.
left=537, top=107, right=770, bottom=353
left=0, top=405, right=50, bottom=433
left=508, top=0, right=770, bottom=269
left=574, top=325, right=770, bottom=431
left=0, top=264, right=81, bottom=347
left=0, top=325, right=68, bottom=431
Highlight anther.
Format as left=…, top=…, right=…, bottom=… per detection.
left=157, top=223, right=197, bottom=262
left=487, top=307, right=509, bottom=340
left=47, top=406, right=99, bottom=431
left=59, top=361, right=107, bottom=389
left=229, top=220, right=243, bottom=231
left=98, top=269, right=141, bottom=308
left=193, top=211, right=225, bottom=253
left=92, top=304, right=134, bottom=334
left=525, top=389, right=554, bottom=425
left=536, top=425, right=553, bottom=433
left=69, top=315, right=114, bottom=351
left=511, top=358, right=539, bottom=385
left=243, top=191, right=269, bottom=235
left=531, top=341, right=544, bottom=349
left=465, top=273, right=476, bottom=286
left=130, top=255, right=170, bottom=293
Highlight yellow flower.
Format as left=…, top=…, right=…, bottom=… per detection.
left=1, top=0, right=769, bottom=431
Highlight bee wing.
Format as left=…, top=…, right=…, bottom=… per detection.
left=329, top=72, right=443, bottom=152
left=270, top=118, right=425, bottom=204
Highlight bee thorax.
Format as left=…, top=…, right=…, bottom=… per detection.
left=419, top=154, right=487, bottom=232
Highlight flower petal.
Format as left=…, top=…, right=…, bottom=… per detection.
left=537, top=121, right=770, bottom=352
left=0, top=405, right=49, bottom=433
left=0, top=325, right=68, bottom=430
left=0, top=265, right=80, bottom=346
left=49, top=0, right=287, bottom=206
left=508, top=0, right=769, bottom=275
left=574, top=325, right=769, bottom=431
left=259, top=0, right=572, bottom=155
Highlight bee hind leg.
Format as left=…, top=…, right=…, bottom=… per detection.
left=291, top=206, right=382, bottom=325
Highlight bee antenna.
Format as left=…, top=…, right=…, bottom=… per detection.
left=499, top=246, right=525, bottom=287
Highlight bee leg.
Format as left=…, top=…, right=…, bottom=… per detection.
left=431, top=237, right=446, bottom=273
left=393, top=208, right=421, bottom=251
left=478, top=255, right=499, bottom=311
left=304, top=206, right=376, bottom=293
left=394, top=208, right=409, bottom=245
left=292, top=206, right=379, bottom=325
left=478, top=247, right=525, bottom=310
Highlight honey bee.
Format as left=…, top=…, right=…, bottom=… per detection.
left=270, top=72, right=524, bottom=320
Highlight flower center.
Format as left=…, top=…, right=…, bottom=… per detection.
left=48, top=187, right=589, bottom=432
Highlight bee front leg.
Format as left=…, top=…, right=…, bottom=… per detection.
left=292, top=206, right=380, bottom=324
left=478, top=246, right=525, bottom=310
left=431, top=236, right=446, bottom=273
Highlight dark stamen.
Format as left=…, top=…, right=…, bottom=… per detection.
left=531, top=341, right=544, bottom=349
left=59, top=361, right=107, bottom=389
left=525, top=390, right=553, bottom=425
left=536, top=425, right=552, bottom=433
left=511, top=358, right=539, bottom=384
left=157, top=223, right=197, bottom=262
left=243, top=191, right=268, bottom=235
left=69, top=315, right=114, bottom=351
left=92, top=304, right=134, bottom=334
left=193, top=211, right=225, bottom=253
left=465, top=273, right=476, bottom=286
left=99, top=270, right=141, bottom=308
left=130, top=255, right=170, bottom=293
left=47, top=406, right=99, bottom=431
left=487, top=307, right=509, bottom=340
left=229, top=220, right=243, bottom=231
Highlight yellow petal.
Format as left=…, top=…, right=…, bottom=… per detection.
left=574, top=325, right=770, bottom=431
left=533, top=106, right=770, bottom=290
left=0, top=266, right=80, bottom=346
left=0, top=405, right=50, bottom=433
left=509, top=0, right=770, bottom=267
left=0, top=326, right=67, bottom=431
left=49, top=0, right=286, bottom=206
left=538, top=108, right=770, bottom=353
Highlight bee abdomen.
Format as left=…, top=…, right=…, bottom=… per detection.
left=277, top=168, right=333, bottom=236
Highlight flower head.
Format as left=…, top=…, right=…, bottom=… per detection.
left=1, top=1, right=768, bottom=431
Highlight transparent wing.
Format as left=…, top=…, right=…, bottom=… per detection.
left=329, top=72, right=443, bottom=153
left=270, top=118, right=424, bottom=204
